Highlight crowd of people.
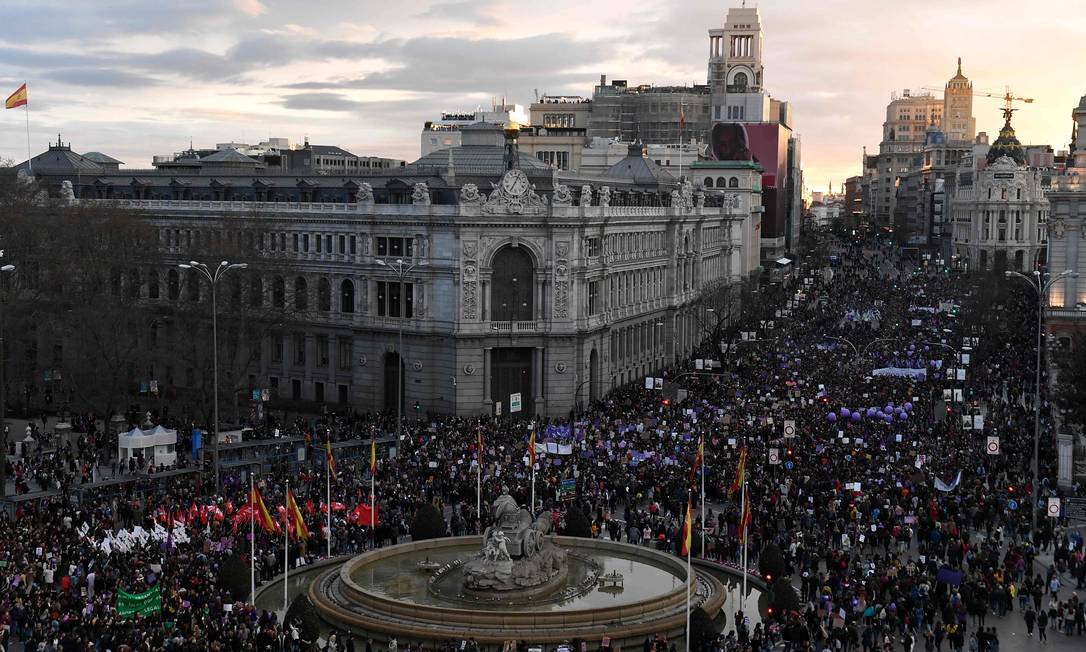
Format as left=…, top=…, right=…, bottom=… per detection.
left=1, top=231, right=1084, bottom=652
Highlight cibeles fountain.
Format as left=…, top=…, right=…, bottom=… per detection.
left=310, top=492, right=735, bottom=647
left=462, top=493, right=567, bottom=597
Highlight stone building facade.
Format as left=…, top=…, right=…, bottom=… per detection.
left=14, top=136, right=758, bottom=420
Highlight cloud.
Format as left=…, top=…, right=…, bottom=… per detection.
left=44, top=68, right=162, bottom=88
left=233, top=0, right=267, bottom=17
left=280, top=92, right=365, bottom=112
left=419, top=1, right=500, bottom=26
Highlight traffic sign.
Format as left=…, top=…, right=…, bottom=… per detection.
left=1007, top=499, right=1018, bottom=511
left=784, top=460, right=794, bottom=470
left=1047, top=497, right=1061, bottom=519
left=768, top=448, right=780, bottom=465
left=783, top=420, right=796, bottom=438
left=986, top=436, right=1000, bottom=455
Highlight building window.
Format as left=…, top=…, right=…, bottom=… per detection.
left=376, top=281, right=414, bottom=318
left=349, top=235, right=357, bottom=255
left=292, top=379, right=301, bottom=400
left=317, top=278, right=331, bottom=311
left=272, top=334, right=283, bottom=362
left=375, top=236, right=414, bottom=258
left=587, top=237, right=601, bottom=257
left=293, top=333, right=306, bottom=365
left=338, top=338, right=352, bottom=370
left=340, top=279, right=355, bottom=313
left=588, top=281, right=600, bottom=314
left=292, top=233, right=299, bottom=252
left=316, top=234, right=323, bottom=253
left=316, top=335, right=329, bottom=368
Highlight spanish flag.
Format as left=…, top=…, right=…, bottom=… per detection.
left=689, top=436, right=704, bottom=484
left=738, top=492, right=752, bottom=544
left=369, top=434, right=377, bottom=475
left=727, top=447, right=747, bottom=496
left=680, top=499, right=693, bottom=557
left=286, top=488, right=309, bottom=539
left=5, top=83, right=26, bottom=110
left=249, top=485, right=276, bottom=534
left=528, top=427, right=536, bottom=467
left=325, top=439, right=337, bottom=481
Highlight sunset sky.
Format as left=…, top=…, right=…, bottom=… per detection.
left=2, top=0, right=1083, bottom=192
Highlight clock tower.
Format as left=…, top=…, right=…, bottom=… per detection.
left=708, top=4, right=769, bottom=123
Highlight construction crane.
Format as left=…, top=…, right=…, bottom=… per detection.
left=921, top=85, right=1035, bottom=123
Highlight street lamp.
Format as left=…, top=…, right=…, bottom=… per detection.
left=0, top=264, right=14, bottom=498
left=376, top=258, right=417, bottom=437
left=1005, top=268, right=1077, bottom=540
left=179, top=260, right=247, bottom=494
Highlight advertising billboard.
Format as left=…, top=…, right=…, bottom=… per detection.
left=709, top=122, right=790, bottom=241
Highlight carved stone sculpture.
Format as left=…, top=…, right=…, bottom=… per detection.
left=1050, top=218, right=1067, bottom=239
left=357, top=183, right=374, bottom=203
left=552, top=184, right=573, bottom=207
left=460, top=183, right=483, bottom=205
left=462, top=492, right=567, bottom=594
left=598, top=185, right=611, bottom=208
left=60, top=180, right=77, bottom=206
left=695, top=190, right=706, bottom=208
left=580, top=185, right=593, bottom=207
left=411, top=182, right=431, bottom=205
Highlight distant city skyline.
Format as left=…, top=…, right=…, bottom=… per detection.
left=1, top=0, right=1082, bottom=192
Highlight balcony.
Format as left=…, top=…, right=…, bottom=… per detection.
left=489, top=321, right=542, bottom=333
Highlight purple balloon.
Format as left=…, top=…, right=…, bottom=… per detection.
left=827, top=412, right=837, bottom=423
left=851, top=411, right=862, bottom=422
left=840, top=407, right=850, bottom=417
left=899, top=412, right=908, bottom=422
left=904, top=402, right=913, bottom=412
left=866, top=407, right=877, bottom=417
left=884, top=405, right=893, bottom=414
left=884, top=415, right=893, bottom=424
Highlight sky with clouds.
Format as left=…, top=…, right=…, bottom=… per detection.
left=1, top=0, right=1083, bottom=191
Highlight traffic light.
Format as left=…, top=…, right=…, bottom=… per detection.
left=413, top=401, right=421, bottom=412
left=1008, top=485, right=1015, bottom=494
left=767, top=606, right=775, bottom=618
left=661, top=399, right=671, bottom=407
left=785, top=447, right=794, bottom=458
left=764, top=571, right=774, bottom=583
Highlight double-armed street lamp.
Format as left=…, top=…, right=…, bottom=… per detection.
left=376, top=258, right=417, bottom=437
left=1004, top=268, right=1077, bottom=539
left=179, top=260, right=247, bottom=494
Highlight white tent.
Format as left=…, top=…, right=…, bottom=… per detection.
left=118, top=425, right=178, bottom=467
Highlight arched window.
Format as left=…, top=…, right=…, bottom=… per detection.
left=490, top=245, right=534, bottom=321
left=340, top=279, right=355, bottom=313
left=716, top=177, right=726, bottom=187
left=167, top=269, right=180, bottom=300
left=126, top=269, right=140, bottom=299
left=147, top=270, right=159, bottom=299
left=317, top=278, right=331, bottom=311
left=185, top=270, right=200, bottom=302
left=733, top=71, right=748, bottom=91
left=294, top=277, right=308, bottom=310
left=272, top=276, right=285, bottom=308
left=704, top=177, right=714, bottom=188
left=728, top=177, right=739, bottom=188
left=250, top=274, right=263, bottom=308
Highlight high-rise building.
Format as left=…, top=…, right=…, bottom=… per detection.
left=1046, top=93, right=1086, bottom=342
left=707, top=5, right=770, bottom=123
left=870, top=89, right=944, bottom=222
left=943, top=58, right=976, bottom=142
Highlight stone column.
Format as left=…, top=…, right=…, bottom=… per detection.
left=533, top=346, right=544, bottom=416
left=1057, top=433, right=1073, bottom=489
left=483, top=347, right=493, bottom=410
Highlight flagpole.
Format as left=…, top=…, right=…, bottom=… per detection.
left=250, top=473, right=256, bottom=604
left=700, top=453, right=706, bottom=558
left=741, top=478, right=748, bottom=600
left=686, top=501, right=692, bottom=652
left=284, top=479, right=289, bottom=612
left=677, top=102, right=686, bottom=183
left=476, top=430, right=482, bottom=524
left=24, top=81, right=32, bottom=173
left=326, top=450, right=332, bottom=558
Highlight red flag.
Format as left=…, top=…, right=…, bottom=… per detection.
left=528, top=428, right=536, bottom=467
left=689, top=436, right=704, bottom=485
left=680, top=499, right=693, bottom=557
left=727, top=448, right=747, bottom=496
left=477, top=428, right=484, bottom=468
left=738, top=492, right=752, bottom=544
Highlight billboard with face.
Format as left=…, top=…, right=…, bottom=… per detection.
left=709, top=122, right=789, bottom=241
